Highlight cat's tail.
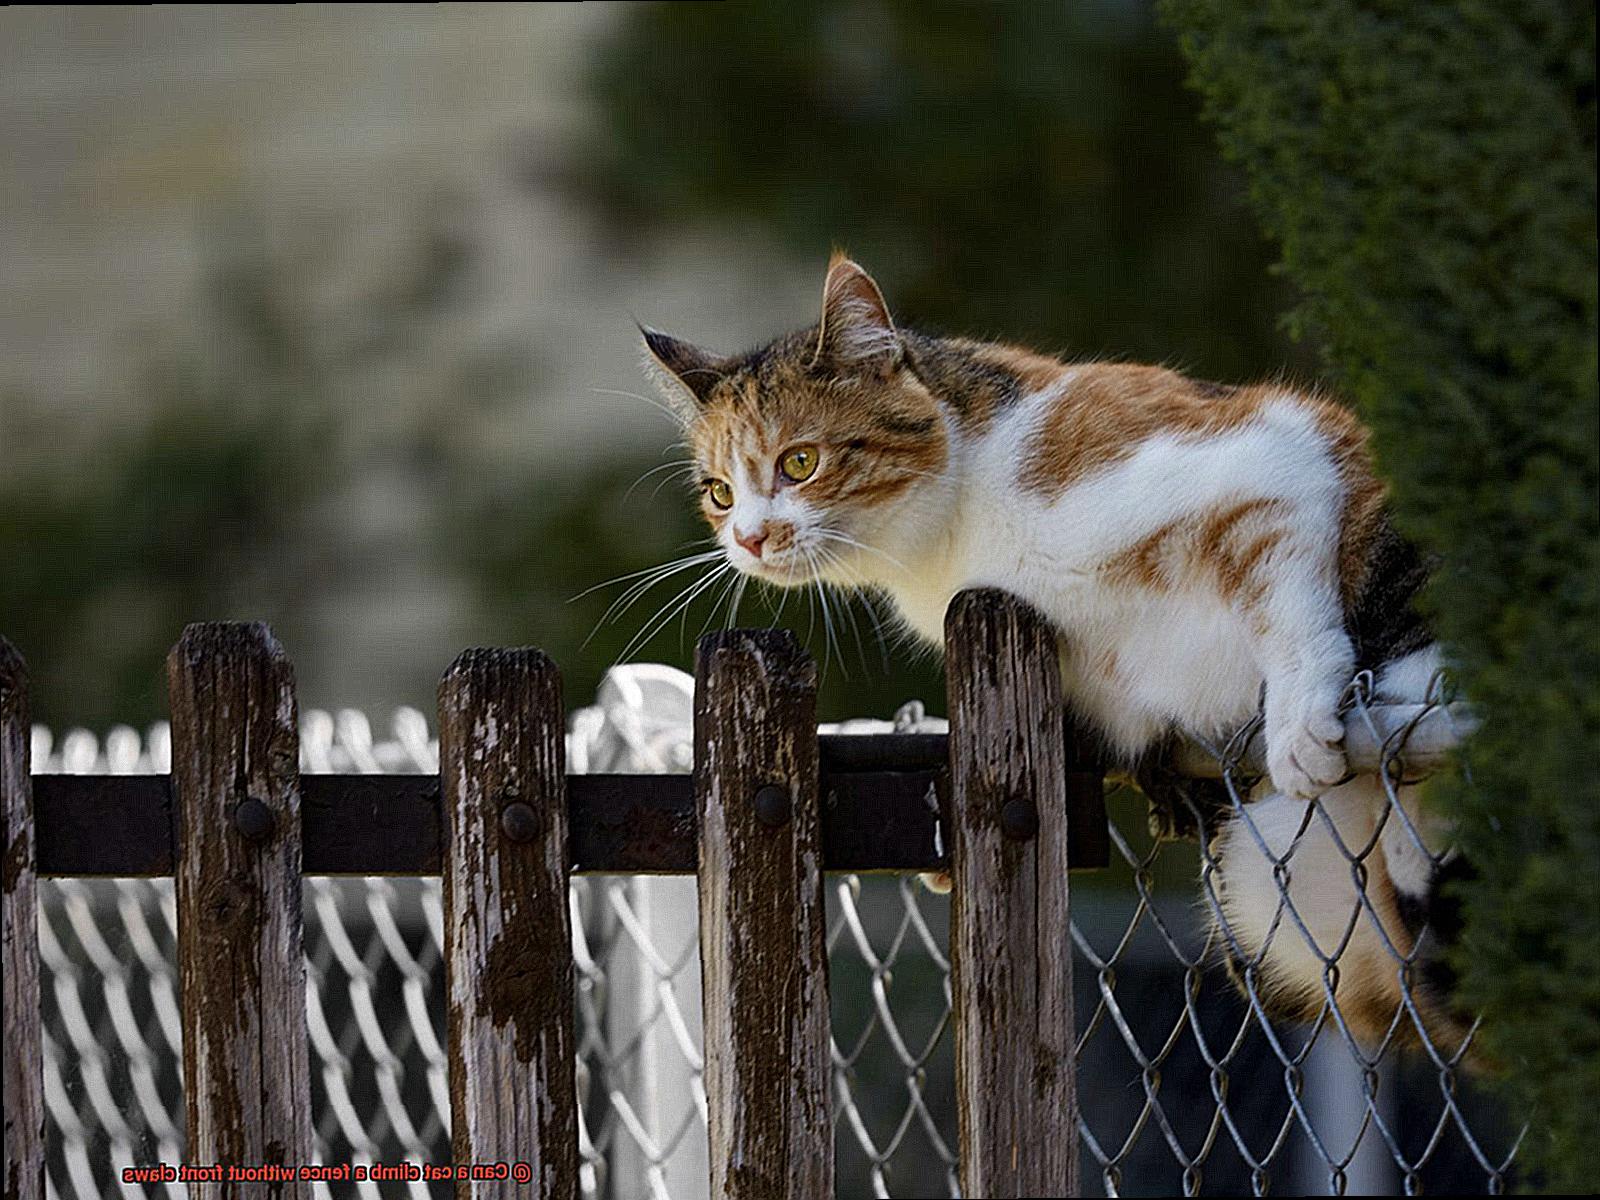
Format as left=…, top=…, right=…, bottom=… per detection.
left=1205, top=769, right=1474, bottom=1055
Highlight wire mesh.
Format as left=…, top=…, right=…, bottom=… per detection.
left=33, top=666, right=1523, bottom=1197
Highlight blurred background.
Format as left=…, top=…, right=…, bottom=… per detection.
left=1, top=1, right=1303, bottom=729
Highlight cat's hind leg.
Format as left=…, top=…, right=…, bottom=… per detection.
left=1207, top=777, right=1407, bottom=1041
left=1209, top=772, right=1468, bottom=1052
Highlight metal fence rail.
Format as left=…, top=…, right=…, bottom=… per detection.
left=13, top=613, right=1524, bottom=1197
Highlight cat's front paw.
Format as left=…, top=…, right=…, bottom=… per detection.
left=1265, top=710, right=1347, bottom=799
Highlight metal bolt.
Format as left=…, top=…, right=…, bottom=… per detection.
left=753, top=784, right=791, bottom=829
left=500, top=801, right=539, bottom=843
left=233, top=797, right=275, bottom=842
left=1001, top=797, right=1039, bottom=841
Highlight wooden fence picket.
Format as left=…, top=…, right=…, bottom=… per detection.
left=439, top=648, right=577, bottom=1199
left=166, top=622, right=313, bottom=1197
left=945, top=590, right=1080, bottom=1198
left=2, top=637, right=44, bottom=1200
left=694, top=628, right=833, bottom=1200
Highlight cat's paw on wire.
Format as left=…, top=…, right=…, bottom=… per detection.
left=1266, top=710, right=1348, bottom=799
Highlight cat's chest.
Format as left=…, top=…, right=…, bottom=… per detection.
left=887, top=576, right=966, bottom=645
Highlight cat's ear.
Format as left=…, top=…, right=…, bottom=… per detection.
left=814, top=253, right=901, bottom=377
left=640, top=325, right=727, bottom=413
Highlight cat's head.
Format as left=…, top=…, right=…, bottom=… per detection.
left=642, top=255, right=948, bottom=587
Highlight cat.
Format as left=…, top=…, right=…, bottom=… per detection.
left=640, top=252, right=1466, bottom=1050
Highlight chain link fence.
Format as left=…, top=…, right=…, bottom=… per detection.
left=35, top=666, right=1522, bottom=1197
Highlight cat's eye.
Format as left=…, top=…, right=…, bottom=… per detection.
left=780, top=445, right=819, bottom=483
left=706, top=478, right=734, bottom=509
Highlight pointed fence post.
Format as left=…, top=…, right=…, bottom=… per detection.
left=167, top=622, right=313, bottom=1197
left=694, top=629, right=833, bottom=1199
left=945, top=590, right=1079, bottom=1197
left=439, top=648, right=577, bottom=1198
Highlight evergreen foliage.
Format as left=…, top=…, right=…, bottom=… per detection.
left=1162, top=2, right=1598, bottom=1186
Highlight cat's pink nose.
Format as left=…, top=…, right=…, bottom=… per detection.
left=735, top=527, right=768, bottom=558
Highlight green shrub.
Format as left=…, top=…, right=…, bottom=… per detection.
left=1162, top=1, right=1598, bottom=1187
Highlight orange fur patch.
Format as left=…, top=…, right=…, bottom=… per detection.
left=1101, top=496, right=1294, bottom=611
left=1101, top=516, right=1188, bottom=591
left=1024, top=364, right=1389, bottom=612
left=1205, top=499, right=1292, bottom=607
left=1020, top=364, right=1269, bottom=496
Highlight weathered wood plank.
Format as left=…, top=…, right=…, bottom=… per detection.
left=2, top=638, right=44, bottom=1200
left=439, top=649, right=577, bottom=1199
left=694, top=629, right=833, bottom=1200
left=945, top=590, right=1078, bottom=1197
left=166, top=623, right=312, bottom=1197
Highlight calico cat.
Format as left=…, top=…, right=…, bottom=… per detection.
left=640, top=253, right=1463, bottom=1048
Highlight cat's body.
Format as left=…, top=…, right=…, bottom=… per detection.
left=641, top=255, right=1460, bottom=1047
left=840, top=333, right=1435, bottom=770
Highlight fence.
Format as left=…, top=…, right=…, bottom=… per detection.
left=3, top=589, right=1524, bottom=1197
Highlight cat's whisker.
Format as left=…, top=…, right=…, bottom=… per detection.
left=806, top=548, right=848, bottom=681
left=694, top=566, right=745, bottom=646
left=818, top=527, right=909, bottom=671
left=622, top=458, right=697, bottom=504
left=726, top=574, right=750, bottom=630
left=644, top=452, right=709, bottom=502
left=801, top=569, right=818, bottom=662
left=589, top=385, right=682, bottom=427
left=809, top=575, right=832, bottom=679
left=837, top=570, right=879, bottom=676
left=585, top=553, right=723, bottom=633
left=770, top=576, right=791, bottom=625
left=580, top=553, right=728, bottom=643
left=571, top=548, right=721, bottom=604
left=857, top=584, right=895, bottom=672
left=813, top=528, right=908, bottom=575
left=720, top=571, right=747, bottom=629
left=814, top=544, right=878, bottom=678
left=710, top=571, right=748, bottom=633
left=829, top=580, right=869, bottom=678
left=606, top=543, right=723, bottom=606
left=812, top=577, right=831, bottom=677
left=648, top=469, right=700, bottom=502
left=614, top=560, right=733, bottom=665
left=653, top=562, right=735, bottom=649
